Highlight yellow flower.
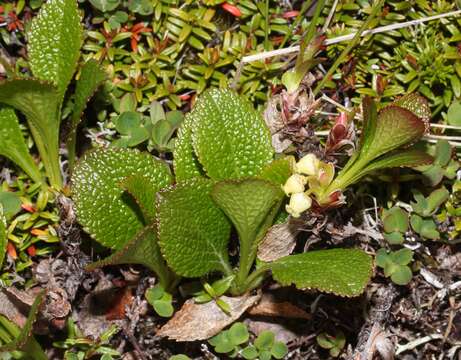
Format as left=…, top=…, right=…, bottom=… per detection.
left=282, top=174, right=307, bottom=195
left=295, top=153, right=320, bottom=176
left=286, top=192, right=312, bottom=218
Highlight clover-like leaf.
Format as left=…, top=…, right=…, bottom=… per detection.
left=382, top=207, right=409, bottom=234
left=67, top=60, right=106, bottom=168
left=211, top=179, right=283, bottom=278
left=0, top=79, right=61, bottom=187
left=191, top=88, right=273, bottom=180
left=86, top=225, right=174, bottom=289
left=269, top=249, right=373, bottom=297
left=0, top=107, right=41, bottom=183
left=173, top=115, right=204, bottom=181
left=28, top=0, right=83, bottom=102
left=156, top=178, right=231, bottom=277
left=72, top=148, right=172, bottom=249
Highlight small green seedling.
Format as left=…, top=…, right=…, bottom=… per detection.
left=112, top=111, right=150, bottom=147
left=0, top=0, right=106, bottom=188
left=145, top=284, right=174, bottom=318
left=409, top=187, right=449, bottom=240
left=53, top=319, right=120, bottom=360
left=208, top=323, right=288, bottom=360
left=240, top=330, right=288, bottom=360
left=376, top=248, right=413, bottom=285
left=316, top=329, right=346, bottom=357
left=382, top=206, right=409, bottom=245
left=416, top=140, right=459, bottom=186
left=193, top=276, right=235, bottom=314
left=208, top=322, right=249, bottom=357
left=148, top=101, right=184, bottom=153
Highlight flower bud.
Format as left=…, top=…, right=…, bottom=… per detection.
left=282, top=174, right=307, bottom=195
left=295, top=153, right=320, bottom=176
left=286, top=192, right=312, bottom=218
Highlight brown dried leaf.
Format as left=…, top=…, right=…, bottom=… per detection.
left=257, top=219, right=302, bottom=262
left=247, top=293, right=310, bottom=320
left=157, top=294, right=260, bottom=341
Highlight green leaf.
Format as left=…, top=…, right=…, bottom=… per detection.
left=0, top=291, right=47, bottom=360
left=390, top=265, right=412, bottom=285
left=393, top=93, right=431, bottom=122
left=271, top=341, right=288, bottom=359
left=0, top=191, right=22, bottom=220
left=0, top=79, right=61, bottom=188
left=90, top=0, right=120, bottom=11
left=28, top=0, right=83, bottom=102
left=389, top=248, right=413, bottom=266
left=383, top=231, right=404, bottom=245
left=241, top=346, right=258, bottom=359
left=157, top=178, right=231, bottom=277
left=364, top=106, right=427, bottom=163
left=173, top=114, right=204, bottom=181
left=85, top=225, right=174, bottom=288
left=425, top=187, right=449, bottom=215
left=0, top=107, right=41, bottom=183
left=72, top=148, right=172, bottom=249
left=169, top=355, right=191, bottom=360
left=0, top=210, right=6, bottom=269
left=358, top=97, right=378, bottom=157
left=269, top=249, right=373, bottom=297
left=67, top=60, right=106, bottom=169
left=382, top=207, right=409, bottom=233
left=360, top=149, right=432, bottom=176
left=211, top=179, right=283, bottom=261
left=447, top=100, right=461, bottom=126
left=258, top=156, right=295, bottom=185
left=191, top=88, right=273, bottom=180
left=228, top=322, right=249, bottom=346
left=254, top=331, right=275, bottom=350
left=119, top=175, right=157, bottom=222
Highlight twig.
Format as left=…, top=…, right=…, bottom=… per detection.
left=322, top=0, right=340, bottom=33
left=396, top=334, right=444, bottom=355
left=240, top=10, right=461, bottom=64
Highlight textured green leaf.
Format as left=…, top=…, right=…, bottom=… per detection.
left=359, top=97, right=378, bottom=156
left=365, top=106, right=426, bottom=162
left=28, top=0, right=83, bottom=101
left=119, top=175, right=157, bottom=222
left=258, top=156, right=295, bottom=185
left=72, top=148, right=172, bottom=249
left=269, top=249, right=373, bottom=296
left=211, top=179, right=283, bottom=277
left=393, top=93, right=431, bottom=122
left=173, top=114, right=204, bottom=181
left=0, top=79, right=61, bottom=187
left=86, top=225, right=174, bottom=288
left=0, top=107, right=41, bottom=183
left=67, top=60, right=106, bottom=169
left=0, top=291, right=47, bottom=360
left=157, top=178, right=231, bottom=277
left=191, top=88, right=273, bottom=180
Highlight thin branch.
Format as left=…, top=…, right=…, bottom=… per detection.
left=240, top=9, right=461, bottom=64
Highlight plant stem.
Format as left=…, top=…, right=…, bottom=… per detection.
left=313, top=0, right=384, bottom=96
left=264, top=0, right=269, bottom=51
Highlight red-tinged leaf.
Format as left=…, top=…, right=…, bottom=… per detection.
left=26, top=246, right=36, bottom=257
left=7, top=242, right=17, bottom=259
left=21, top=204, right=35, bottom=213
left=365, top=105, right=426, bottom=163
left=282, top=10, right=299, bottom=19
left=30, top=229, right=46, bottom=236
left=222, top=3, right=242, bottom=17
left=131, top=37, right=138, bottom=52
left=393, top=93, right=431, bottom=124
